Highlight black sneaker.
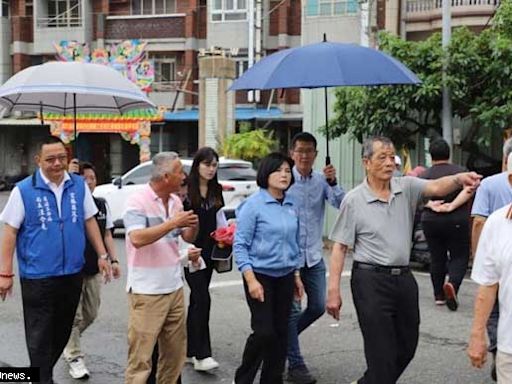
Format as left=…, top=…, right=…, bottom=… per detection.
left=286, top=365, right=317, bottom=384
left=443, top=282, right=459, bottom=311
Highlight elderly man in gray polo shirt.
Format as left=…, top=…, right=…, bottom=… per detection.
left=326, top=136, right=481, bottom=384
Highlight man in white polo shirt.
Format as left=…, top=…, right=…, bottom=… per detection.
left=468, top=156, right=512, bottom=383
left=123, top=151, right=199, bottom=384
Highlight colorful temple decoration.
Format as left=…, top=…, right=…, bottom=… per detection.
left=53, top=40, right=155, bottom=92
left=53, top=41, right=90, bottom=62
left=47, top=109, right=163, bottom=163
left=52, top=41, right=158, bottom=162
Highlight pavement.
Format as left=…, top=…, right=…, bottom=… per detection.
left=0, top=191, right=494, bottom=383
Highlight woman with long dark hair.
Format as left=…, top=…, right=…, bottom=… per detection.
left=185, top=147, right=227, bottom=371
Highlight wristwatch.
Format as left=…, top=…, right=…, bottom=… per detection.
left=99, top=253, right=109, bottom=260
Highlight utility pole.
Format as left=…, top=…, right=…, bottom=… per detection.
left=254, top=0, right=262, bottom=103
left=248, top=0, right=255, bottom=103
left=442, top=0, right=452, bottom=148
left=360, top=1, right=369, bottom=47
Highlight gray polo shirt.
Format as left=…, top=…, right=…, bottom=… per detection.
left=329, top=176, right=427, bottom=266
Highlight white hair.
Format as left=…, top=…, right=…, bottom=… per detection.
left=151, top=152, right=179, bottom=181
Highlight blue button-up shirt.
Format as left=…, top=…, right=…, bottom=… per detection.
left=287, top=166, right=345, bottom=268
left=234, top=188, right=300, bottom=277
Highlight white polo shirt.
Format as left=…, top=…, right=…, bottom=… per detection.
left=0, top=170, right=97, bottom=229
left=472, top=204, right=512, bottom=354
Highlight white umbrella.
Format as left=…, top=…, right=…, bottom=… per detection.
left=0, top=61, right=156, bottom=153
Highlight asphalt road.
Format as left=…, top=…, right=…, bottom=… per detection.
left=0, top=192, right=494, bottom=384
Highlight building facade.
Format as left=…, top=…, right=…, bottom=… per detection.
left=0, top=0, right=303, bottom=182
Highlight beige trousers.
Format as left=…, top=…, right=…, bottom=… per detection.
left=63, top=273, right=102, bottom=362
left=125, top=288, right=186, bottom=384
left=497, top=350, right=512, bottom=384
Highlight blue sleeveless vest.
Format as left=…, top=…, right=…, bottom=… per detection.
left=16, top=171, right=86, bottom=279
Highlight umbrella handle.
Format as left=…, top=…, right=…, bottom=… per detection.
left=324, top=87, right=330, bottom=166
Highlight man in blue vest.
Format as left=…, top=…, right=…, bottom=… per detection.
left=0, top=136, right=111, bottom=384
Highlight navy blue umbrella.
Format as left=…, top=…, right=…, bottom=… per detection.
left=230, top=36, right=421, bottom=164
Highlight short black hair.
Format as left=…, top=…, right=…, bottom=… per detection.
left=291, top=132, right=317, bottom=150
left=37, top=136, right=66, bottom=154
left=79, top=161, right=97, bottom=176
left=256, top=152, right=295, bottom=189
left=429, top=139, right=450, bottom=161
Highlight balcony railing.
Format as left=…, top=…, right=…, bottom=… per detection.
left=36, top=17, right=83, bottom=28
left=407, top=0, right=500, bottom=13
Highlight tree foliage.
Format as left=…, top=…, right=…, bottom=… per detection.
left=221, top=122, right=278, bottom=163
left=329, top=0, right=512, bottom=158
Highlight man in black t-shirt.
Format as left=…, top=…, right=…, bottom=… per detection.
left=63, top=161, right=121, bottom=379
left=420, top=139, right=473, bottom=311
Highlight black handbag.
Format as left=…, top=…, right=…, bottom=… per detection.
left=211, top=245, right=233, bottom=273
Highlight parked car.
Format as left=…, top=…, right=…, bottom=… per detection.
left=94, top=157, right=258, bottom=231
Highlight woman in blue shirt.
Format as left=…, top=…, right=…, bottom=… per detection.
left=233, top=152, right=304, bottom=384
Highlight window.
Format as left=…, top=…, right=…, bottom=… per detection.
left=211, top=0, right=247, bottom=22
left=26, top=1, right=34, bottom=17
left=306, top=0, right=358, bottom=16
left=1, top=0, right=9, bottom=18
left=131, top=0, right=177, bottom=15
left=151, top=54, right=177, bottom=83
left=47, top=0, right=80, bottom=27
left=218, top=164, right=257, bottom=181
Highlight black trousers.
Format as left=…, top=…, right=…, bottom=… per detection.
left=422, top=219, right=470, bottom=298
left=184, top=261, right=214, bottom=359
left=351, top=267, right=419, bottom=384
left=235, top=272, right=295, bottom=384
left=20, top=273, right=83, bottom=384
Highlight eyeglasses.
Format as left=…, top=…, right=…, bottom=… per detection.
left=293, top=149, right=317, bottom=156
left=43, top=154, right=68, bottom=164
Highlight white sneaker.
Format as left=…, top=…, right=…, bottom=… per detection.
left=185, top=356, right=195, bottom=364
left=68, top=357, right=90, bottom=379
left=193, top=357, right=219, bottom=371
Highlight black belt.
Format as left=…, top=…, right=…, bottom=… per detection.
left=353, top=261, right=410, bottom=276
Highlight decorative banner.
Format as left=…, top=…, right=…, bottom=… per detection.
left=50, top=120, right=152, bottom=163
left=42, top=109, right=163, bottom=123
left=54, top=40, right=154, bottom=92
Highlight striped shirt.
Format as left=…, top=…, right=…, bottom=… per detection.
left=123, top=184, right=184, bottom=294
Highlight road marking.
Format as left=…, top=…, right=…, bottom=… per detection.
left=210, top=269, right=477, bottom=289
left=210, top=271, right=350, bottom=289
